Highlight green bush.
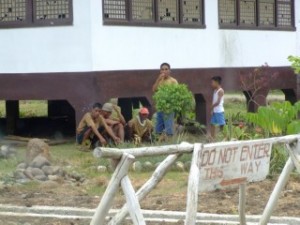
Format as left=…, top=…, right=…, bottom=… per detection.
left=288, top=55, right=300, bottom=74
left=246, top=101, right=300, bottom=137
left=153, top=83, right=195, bottom=116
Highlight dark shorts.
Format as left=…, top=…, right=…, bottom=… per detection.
left=76, top=126, right=105, bottom=145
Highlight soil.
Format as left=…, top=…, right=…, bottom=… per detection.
left=1, top=174, right=300, bottom=225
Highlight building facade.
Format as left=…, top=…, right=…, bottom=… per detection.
left=0, top=0, right=299, bottom=135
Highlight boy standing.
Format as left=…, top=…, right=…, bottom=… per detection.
left=210, top=76, right=225, bottom=140
left=152, top=63, right=178, bottom=136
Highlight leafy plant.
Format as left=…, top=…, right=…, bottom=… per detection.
left=246, top=101, right=300, bottom=137
left=269, top=145, right=288, bottom=175
left=223, top=113, right=251, bottom=141
left=288, top=55, right=300, bottom=74
left=153, top=83, right=195, bottom=116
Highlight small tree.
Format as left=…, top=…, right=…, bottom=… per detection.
left=153, top=83, right=195, bottom=116
left=240, top=63, right=278, bottom=109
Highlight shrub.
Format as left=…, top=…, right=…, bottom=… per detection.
left=246, top=101, right=300, bottom=137
left=288, top=55, right=300, bottom=74
left=153, top=83, right=195, bottom=116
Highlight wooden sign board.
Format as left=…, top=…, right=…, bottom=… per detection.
left=198, top=140, right=273, bottom=192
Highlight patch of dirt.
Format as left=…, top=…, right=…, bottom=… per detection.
left=1, top=175, right=300, bottom=224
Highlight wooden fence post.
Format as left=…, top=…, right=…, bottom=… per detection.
left=259, top=157, right=295, bottom=225
left=185, top=143, right=202, bottom=225
left=239, top=183, right=246, bottom=225
left=259, top=140, right=299, bottom=225
left=90, top=153, right=135, bottom=225
left=108, top=154, right=182, bottom=225
left=121, top=176, right=146, bottom=225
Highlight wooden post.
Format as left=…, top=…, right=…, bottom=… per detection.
left=90, top=153, right=135, bottom=225
left=120, top=176, right=146, bottom=225
left=94, top=142, right=194, bottom=159
left=108, top=154, right=181, bottom=225
left=185, top=144, right=202, bottom=225
left=239, top=183, right=246, bottom=225
left=259, top=157, right=295, bottom=225
left=259, top=140, right=299, bottom=225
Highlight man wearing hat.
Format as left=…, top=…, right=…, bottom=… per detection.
left=76, top=103, right=121, bottom=150
left=128, top=107, right=153, bottom=144
left=101, top=102, right=125, bottom=143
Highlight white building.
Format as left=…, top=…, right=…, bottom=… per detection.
left=0, top=0, right=298, bottom=134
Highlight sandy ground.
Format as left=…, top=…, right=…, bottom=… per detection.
left=1, top=174, right=300, bottom=225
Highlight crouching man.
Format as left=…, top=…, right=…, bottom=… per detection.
left=128, top=107, right=153, bottom=144
left=76, top=103, right=121, bottom=150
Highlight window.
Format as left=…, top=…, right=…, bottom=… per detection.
left=103, top=0, right=205, bottom=28
left=219, top=0, right=295, bottom=30
left=0, top=0, right=73, bottom=28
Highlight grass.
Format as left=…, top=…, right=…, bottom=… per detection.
left=0, top=100, right=47, bottom=118
left=0, top=91, right=287, bottom=197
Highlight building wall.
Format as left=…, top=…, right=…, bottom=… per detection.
left=92, top=0, right=300, bottom=71
left=0, top=0, right=299, bottom=73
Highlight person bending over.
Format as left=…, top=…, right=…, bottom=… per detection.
left=128, top=107, right=153, bottom=144
left=76, top=103, right=121, bottom=149
left=102, top=102, right=125, bottom=143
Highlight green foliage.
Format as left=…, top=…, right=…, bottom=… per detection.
left=288, top=55, right=300, bottom=74
left=269, top=145, right=288, bottom=175
left=223, top=113, right=251, bottom=141
left=153, top=83, right=195, bottom=116
left=246, top=101, right=300, bottom=136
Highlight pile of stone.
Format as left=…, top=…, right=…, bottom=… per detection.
left=0, top=145, right=16, bottom=158
left=14, top=138, right=64, bottom=183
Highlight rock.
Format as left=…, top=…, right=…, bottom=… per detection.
left=143, top=161, right=154, bottom=171
left=184, top=161, right=192, bottom=172
left=30, top=168, right=45, bottom=177
left=132, top=161, right=142, bottom=172
left=48, top=175, right=60, bottom=182
left=14, top=170, right=27, bottom=179
left=0, top=145, right=9, bottom=157
left=30, top=155, right=51, bottom=168
left=16, top=162, right=27, bottom=170
left=24, top=167, right=34, bottom=179
left=34, top=174, right=48, bottom=181
left=69, top=172, right=84, bottom=181
left=175, top=161, right=185, bottom=172
left=26, top=138, right=50, bottom=163
left=42, top=165, right=60, bottom=175
left=97, top=166, right=107, bottom=173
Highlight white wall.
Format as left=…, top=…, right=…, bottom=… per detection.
left=0, top=0, right=93, bottom=73
left=91, top=0, right=298, bottom=70
left=0, top=0, right=298, bottom=73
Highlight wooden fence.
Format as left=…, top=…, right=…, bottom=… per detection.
left=90, top=134, right=300, bottom=225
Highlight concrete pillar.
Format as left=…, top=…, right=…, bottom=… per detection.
left=5, top=100, right=19, bottom=135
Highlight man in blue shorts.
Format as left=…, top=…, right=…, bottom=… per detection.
left=210, top=76, right=225, bottom=140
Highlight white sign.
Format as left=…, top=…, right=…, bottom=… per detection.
left=198, top=140, right=273, bottom=192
